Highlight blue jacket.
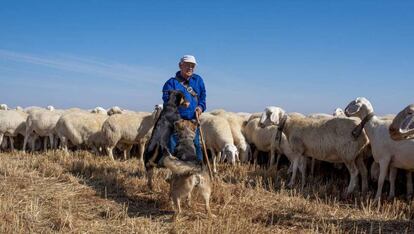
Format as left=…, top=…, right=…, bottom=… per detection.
left=162, top=71, right=206, bottom=120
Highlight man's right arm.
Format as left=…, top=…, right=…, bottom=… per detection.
left=162, top=79, right=174, bottom=103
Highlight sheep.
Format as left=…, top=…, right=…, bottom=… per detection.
left=345, top=97, right=414, bottom=200
left=22, top=109, right=64, bottom=152
left=247, top=107, right=305, bottom=168
left=389, top=104, right=414, bottom=140
left=102, top=105, right=163, bottom=161
left=0, top=104, right=8, bottom=110
left=46, top=105, right=55, bottom=111
left=15, top=106, right=23, bottom=111
left=200, top=113, right=238, bottom=173
left=257, top=107, right=308, bottom=187
left=0, top=109, right=27, bottom=151
left=267, top=106, right=369, bottom=195
left=55, top=110, right=109, bottom=154
left=210, top=109, right=251, bottom=162
left=244, top=117, right=277, bottom=166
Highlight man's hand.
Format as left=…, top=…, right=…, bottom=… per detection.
left=195, top=106, right=202, bottom=118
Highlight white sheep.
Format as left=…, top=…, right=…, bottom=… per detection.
left=22, top=109, right=64, bottom=152
left=210, top=109, right=251, bottom=162
left=55, top=110, right=109, bottom=154
left=258, top=107, right=308, bottom=187
left=268, top=106, right=369, bottom=195
left=46, top=105, right=55, bottom=111
left=102, top=105, right=162, bottom=161
left=244, top=117, right=276, bottom=166
left=200, top=113, right=238, bottom=173
left=0, top=109, right=27, bottom=151
left=0, top=104, right=8, bottom=110
left=345, top=97, right=414, bottom=200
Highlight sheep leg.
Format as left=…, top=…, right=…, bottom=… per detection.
left=356, top=156, right=368, bottom=194
left=407, top=172, right=413, bottom=199
left=48, top=134, right=54, bottom=150
left=299, top=156, right=307, bottom=190
left=311, top=158, right=315, bottom=177
left=269, top=150, right=275, bottom=168
left=9, top=137, right=14, bottom=152
left=60, top=136, right=68, bottom=153
left=106, top=146, right=115, bottom=160
left=344, top=161, right=359, bottom=196
left=30, top=135, right=37, bottom=151
left=375, top=159, right=391, bottom=201
left=43, top=137, right=48, bottom=151
left=288, top=158, right=299, bottom=188
left=212, top=150, right=218, bottom=174
left=388, top=166, right=397, bottom=200
left=0, top=134, right=4, bottom=151
left=253, top=150, right=258, bottom=167
left=22, top=132, right=30, bottom=153
left=138, top=142, right=145, bottom=163
left=123, top=145, right=133, bottom=161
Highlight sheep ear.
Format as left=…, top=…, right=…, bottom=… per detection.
left=270, top=112, right=278, bottom=123
left=259, top=112, right=267, bottom=124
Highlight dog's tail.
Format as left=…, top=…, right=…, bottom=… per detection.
left=160, top=147, right=202, bottom=176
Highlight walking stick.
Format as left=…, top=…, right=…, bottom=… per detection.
left=196, top=112, right=214, bottom=180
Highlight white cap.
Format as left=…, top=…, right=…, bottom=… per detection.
left=180, top=55, right=197, bottom=64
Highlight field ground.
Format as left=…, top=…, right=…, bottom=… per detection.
left=1, top=151, right=414, bottom=233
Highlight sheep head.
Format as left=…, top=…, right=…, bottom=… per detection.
left=220, top=144, right=239, bottom=165
left=91, top=106, right=107, bottom=115
left=259, top=106, right=286, bottom=128
left=345, top=97, right=374, bottom=120
left=333, top=108, right=345, bottom=117
left=389, top=104, right=414, bottom=141
left=107, top=106, right=123, bottom=115
left=151, top=104, right=163, bottom=121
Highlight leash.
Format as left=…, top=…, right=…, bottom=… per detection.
left=196, top=112, right=214, bottom=180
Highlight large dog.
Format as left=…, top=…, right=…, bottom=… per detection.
left=144, top=90, right=189, bottom=190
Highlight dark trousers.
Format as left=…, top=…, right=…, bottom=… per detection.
left=168, top=127, right=203, bottom=162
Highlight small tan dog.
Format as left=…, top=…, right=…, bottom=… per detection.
left=168, top=166, right=213, bottom=221
left=160, top=119, right=214, bottom=221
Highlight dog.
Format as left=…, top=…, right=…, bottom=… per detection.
left=144, top=90, right=189, bottom=190
left=163, top=148, right=213, bottom=221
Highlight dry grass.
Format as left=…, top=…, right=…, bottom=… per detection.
left=1, top=151, right=414, bottom=233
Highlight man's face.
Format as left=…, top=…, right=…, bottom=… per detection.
left=179, top=62, right=196, bottom=79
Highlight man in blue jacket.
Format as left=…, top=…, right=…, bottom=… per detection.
left=162, top=55, right=206, bottom=162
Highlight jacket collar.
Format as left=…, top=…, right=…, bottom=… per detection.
left=175, top=71, right=194, bottom=82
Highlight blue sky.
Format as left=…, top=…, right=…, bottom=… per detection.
left=0, top=1, right=413, bottom=114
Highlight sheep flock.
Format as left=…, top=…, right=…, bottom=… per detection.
left=1, top=99, right=414, bottom=204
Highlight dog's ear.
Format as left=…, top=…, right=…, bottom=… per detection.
left=174, top=120, right=183, bottom=130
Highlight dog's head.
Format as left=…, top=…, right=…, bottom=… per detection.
left=168, top=90, right=190, bottom=108
left=174, top=119, right=197, bottom=139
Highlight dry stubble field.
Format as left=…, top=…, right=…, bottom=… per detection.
left=1, top=151, right=414, bottom=233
